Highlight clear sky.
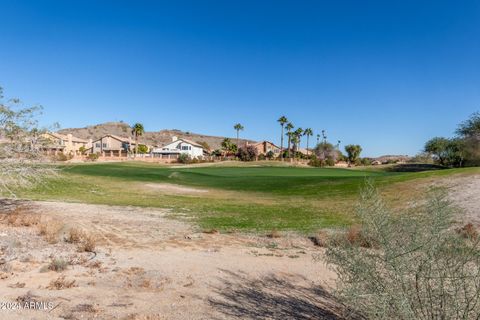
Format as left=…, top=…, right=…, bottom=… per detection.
left=1, top=0, right=479, bottom=156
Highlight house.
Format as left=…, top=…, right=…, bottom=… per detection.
left=89, top=134, right=135, bottom=156
left=151, top=136, right=208, bottom=159
left=41, top=132, right=89, bottom=155
left=250, top=141, right=281, bottom=156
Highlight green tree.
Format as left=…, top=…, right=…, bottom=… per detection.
left=456, top=112, right=480, bottom=166
left=277, top=116, right=288, bottom=160
left=233, top=123, right=244, bottom=147
left=221, top=138, right=237, bottom=155
left=424, top=137, right=450, bottom=165
left=293, top=127, right=303, bottom=157
left=131, top=123, right=145, bottom=157
left=456, top=112, right=480, bottom=138
left=137, top=144, right=149, bottom=154
left=303, top=128, right=313, bottom=157
left=285, top=122, right=294, bottom=158
left=344, top=144, right=362, bottom=165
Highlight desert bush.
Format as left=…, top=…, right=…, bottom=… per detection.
left=308, top=231, right=329, bottom=247
left=87, top=153, right=99, bottom=161
left=236, top=145, right=258, bottom=161
left=65, top=228, right=96, bottom=252
left=48, top=258, right=68, bottom=272
left=326, top=183, right=480, bottom=319
left=78, top=233, right=96, bottom=252
left=345, top=224, right=374, bottom=248
left=457, top=223, right=478, bottom=240
left=360, top=158, right=372, bottom=166
left=38, top=219, right=64, bottom=244
left=47, top=275, right=76, bottom=289
left=266, top=229, right=281, bottom=238
left=177, top=153, right=191, bottom=164
left=66, top=227, right=83, bottom=244
left=2, top=206, right=40, bottom=227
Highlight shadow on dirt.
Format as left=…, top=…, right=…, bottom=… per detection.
left=209, top=269, right=350, bottom=319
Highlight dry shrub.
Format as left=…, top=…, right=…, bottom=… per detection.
left=65, top=228, right=96, bottom=252
left=38, top=219, right=64, bottom=244
left=72, top=303, right=100, bottom=313
left=308, top=230, right=329, bottom=247
left=3, top=206, right=40, bottom=227
left=78, top=233, right=96, bottom=253
left=66, top=227, right=83, bottom=244
left=326, top=183, right=480, bottom=319
left=266, top=229, right=281, bottom=239
left=202, top=228, right=219, bottom=234
left=48, top=258, right=68, bottom=272
left=47, top=275, right=76, bottom=290
left=457, top=223, right=478, bottom=239
left=346, top=224, right=373, bottom=248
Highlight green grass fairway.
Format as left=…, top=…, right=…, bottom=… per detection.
left=14, top=162, right=480, bottom=233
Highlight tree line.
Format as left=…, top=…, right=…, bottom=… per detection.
left=424, top=112, right=480, bottom=167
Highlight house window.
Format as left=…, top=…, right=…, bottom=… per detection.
left=102, top=143, right=107, bottom=148
left=181, top=145, right=189, bottom=150
left=95, top=143, right=100, bottom=148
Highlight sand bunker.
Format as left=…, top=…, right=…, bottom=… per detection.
left=145, top=183, right=208, bottom=194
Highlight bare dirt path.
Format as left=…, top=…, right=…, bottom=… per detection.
left=443, top=174, right=480, bottom=225
left=0, top=201, right=338, bottom=319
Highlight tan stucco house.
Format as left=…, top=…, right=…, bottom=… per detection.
left=41, top=132, right=89, bottom=155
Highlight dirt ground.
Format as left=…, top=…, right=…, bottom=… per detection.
left=0, top=201, right=339, bottom=320
left=0, top=174, right=477, bottom=319
left=444, top=174, right=480, bottom=225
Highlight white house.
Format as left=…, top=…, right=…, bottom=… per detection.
left=151, top=136, right=208, bottom=159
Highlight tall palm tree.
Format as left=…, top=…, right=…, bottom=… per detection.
left=233, top=123, right=244, bottom=147
left=316, top=134, right=320, bottom=145
left=304, top=128, right=313, bottom=156
left=131, top=123, right=145, bottom=157
left=294, top=128, right=304, bottom=157
left=285, top=122, right=294, bottom=158
left=291, top=134, right=299, bottom=158
left=277, top=116, right=288, bottom=160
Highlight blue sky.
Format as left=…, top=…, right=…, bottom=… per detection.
left=1, top=0, right=479, bottom=156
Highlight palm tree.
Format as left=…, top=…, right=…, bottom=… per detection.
left=285, top=122, right=294, bottom=158
left=277, top=116, right=288, bottom=160
left=316, top=134, right=320, bottom=145
left=294, top=127, right=304, bottom=157
left=291, top=134, right=299, bottom=158
left=304, top=128, right=313, bottom=156
left=131, top=123, right=145, bottom=157
left=233, top=123, right=244, bottom=147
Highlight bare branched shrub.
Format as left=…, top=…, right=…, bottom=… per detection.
left=65, top=228, right=96, bottom=252
left=0, top=87, right=56, bottom=197
left=66, top=227, right=84, bottom=244
left=38, top=219, right=64, bottom=244
left=47, top=275, right=77, bottom=290
left=78, top=233, right=96, bottom=253
left=1, top=205, right=41, bottom=227
left=326, top=182, right=480, bottom=319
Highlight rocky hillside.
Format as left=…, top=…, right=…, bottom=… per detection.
left=58, top=122, right=256, bottom=150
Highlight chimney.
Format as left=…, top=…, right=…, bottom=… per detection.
left=172, top=136, right=178, bottom=142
